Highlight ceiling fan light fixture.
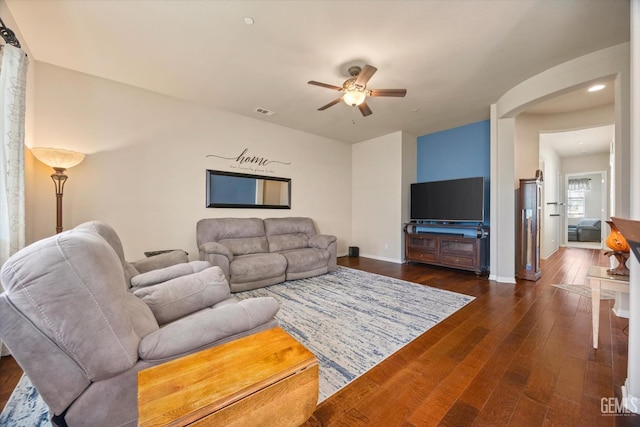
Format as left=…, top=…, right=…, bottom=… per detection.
left=308, top=63, right=406, bottom=116
left=343, top=88, right=367, bottom=106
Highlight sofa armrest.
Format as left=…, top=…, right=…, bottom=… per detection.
left=130, top=250, right=189, bottom=274
left=309, top=234, right=337, bottom=250
left=130, top=261, right=212, bottom=289
left=199, top=242, right=234, bottom=261
left=133, top=266, right=230, bottom=325
left=199, top=242, right=233, bottom=282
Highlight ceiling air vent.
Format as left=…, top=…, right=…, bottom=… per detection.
left=255, top=107, right=276, bottom=116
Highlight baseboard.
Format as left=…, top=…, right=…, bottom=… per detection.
left=540, top=247, right=559, bottom=261
left=488, top=274, right=516, bottom=284
left=359, top=254, right=404, bottom=264
left=622, top=378, right=640, bottom=414
left=613, top=307, right=630, bottom=318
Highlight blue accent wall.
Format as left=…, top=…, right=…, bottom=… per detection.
left=417, top=120, right=490, bottom=182
left=416, top=120, right=490, bottom=224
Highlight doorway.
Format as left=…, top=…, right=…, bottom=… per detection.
left=538, top=124, right=613, bottom=255
left=565, top=170, right=607, bottom=249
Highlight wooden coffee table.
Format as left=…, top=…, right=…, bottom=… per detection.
left=138, top=327, right=318, bottom=427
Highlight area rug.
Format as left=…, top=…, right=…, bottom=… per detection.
left=552, top=283, right=616, bottom=299
left=0, top=266, right=474, bottom=424
left=236, top=266, right=474, bottom=402
left=0, top=373, right=51, bottom=426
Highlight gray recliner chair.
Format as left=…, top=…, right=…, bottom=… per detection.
left=0, top=222, right=279, bottom=426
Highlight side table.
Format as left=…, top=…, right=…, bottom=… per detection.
left=588, top=265, right=630, bottom=349
left=138, top=327, right=318, bottom=426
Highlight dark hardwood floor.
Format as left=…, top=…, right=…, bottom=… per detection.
left=304, top=248, right=638, bottom=426
left=0, top=247, right=637, bottom=426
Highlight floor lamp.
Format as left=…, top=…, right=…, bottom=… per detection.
left=31, top=147, right=85, bottom=234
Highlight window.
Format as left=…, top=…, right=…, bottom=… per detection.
left=567, top=189, right=586, bottom=218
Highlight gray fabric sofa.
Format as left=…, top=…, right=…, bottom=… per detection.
left=568, top=218, right=602, bottom=242
left=197, top=217, right=337, bottom=292
left=0, top=221, right=279, bottom=427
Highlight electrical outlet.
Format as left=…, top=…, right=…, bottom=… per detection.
left=384, top=243, right=389, bottom=250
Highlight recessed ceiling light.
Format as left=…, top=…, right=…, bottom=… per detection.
left=244, top=17, right=254, bottom=25
left=412, top=108, right=420, bottom=112
left=588, top=84, right=605, bottom=92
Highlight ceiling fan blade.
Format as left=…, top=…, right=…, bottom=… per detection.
left=308, top=80, right=343, bottom=91
left=355, top=65, right=377, bottom=87
left=318, top=97, right=343, bottom=111
left=358, top=102, right=373, bottom=117
left=369, top=89, right=407, bottom=97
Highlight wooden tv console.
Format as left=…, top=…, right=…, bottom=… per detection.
left=403, top=222, right=488, bottom=274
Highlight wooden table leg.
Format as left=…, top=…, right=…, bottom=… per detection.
left=591, top=277, right=601, bottom=349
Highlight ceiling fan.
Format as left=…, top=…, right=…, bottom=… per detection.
left=308, top=64, right=407, bottom=117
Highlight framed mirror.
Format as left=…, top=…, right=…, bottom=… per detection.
left=206, top=170, right=291, bottom=209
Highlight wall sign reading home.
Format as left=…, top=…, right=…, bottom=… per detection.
left=206, top=169, right=291, bottom=209
left=206, top=148, right=291, bottom=175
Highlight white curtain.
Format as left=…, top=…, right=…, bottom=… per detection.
left=0, top=44, right=29, bottom=356
left=568, top=178, right=591, bottom=191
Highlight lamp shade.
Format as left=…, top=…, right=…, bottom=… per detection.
left=343, top=88, right=367, bottom=106
left=31, top=147, right=85, bottom=170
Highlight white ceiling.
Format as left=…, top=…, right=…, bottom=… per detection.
left=5, top=0, right=630, bottom=144
left=541, top=124, right=614, bottom=159
left=529, top=76, right=615, bottom=158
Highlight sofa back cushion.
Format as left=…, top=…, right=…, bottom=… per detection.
left=577, top=218, right=601, bottom=228
left=219, top=236, right=269, bottom=255
left=75, top=220, right=140, bottom=286
left=264, top=217, right=317, bottom=238
left=197, top=218, right=266, bottom=247
left=267, top=233, right=309, bottom=252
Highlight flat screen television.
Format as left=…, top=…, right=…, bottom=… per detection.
left=411, top=177, right=485, bottom=222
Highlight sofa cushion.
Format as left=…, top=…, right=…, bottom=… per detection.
left=125, top=293, right=160, bottom=338
left=267, top=233, right=309, bottom=252
left=577, top=218, right=601, bottom=228
left=219, top=237, right=269, bottom=256
left=196, top=218, right=266, bottom=247
left=230, top=253, right=287, bottom=284
left=138, top=297, right=280, bottom=361
left=280, top=248, right=330, bottom=274
left=133, top=267, right=230, bottom=325
left=264, top=217, right=317, bottom=237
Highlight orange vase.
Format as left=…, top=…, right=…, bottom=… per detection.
left=605, top=220, right=630, bottom=252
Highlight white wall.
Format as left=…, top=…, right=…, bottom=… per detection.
left=30, top=62, right=352, bottom=259
left=352, top=131, right=416, bottom=263
left=562, top=153, right=610, bottom=175
left=538, top=139, right=561, bottom=258
left=401, top=131, right=417, bottom=259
